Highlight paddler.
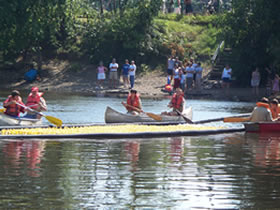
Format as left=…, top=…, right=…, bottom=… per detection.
left=25, top=86, right=47, bottom=119
left=249, top=97, right=274, bottom=122
left=162, top=87, right=185, bottom=116
left=3, top=90, right=25, bottom=118
left=122, top=89, right=142, bottom=115
left=269, top=98, right=279, bottom=120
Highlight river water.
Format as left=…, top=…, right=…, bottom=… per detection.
left=0, top=93, right=280, bottom=209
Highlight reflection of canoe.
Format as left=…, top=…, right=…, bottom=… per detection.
left=0, top=113, right=42, bottom=126
left=244, top=122, right=280, bottom=133
left=105, top=106, right=193, bottom=124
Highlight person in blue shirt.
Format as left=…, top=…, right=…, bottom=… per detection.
left=122, top=59, right=130, bottom=88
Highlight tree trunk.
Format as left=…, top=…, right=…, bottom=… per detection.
left=99, top=0, right=103, bottom=15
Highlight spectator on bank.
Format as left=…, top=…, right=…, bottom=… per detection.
left=221, top=64, right=232, bottom=95
left=24, top=64, right=39, bottom=83
left=129, top=60, right=137, bottom=89
left=184, top=0, right=193, bottom=15
left=174, top=56, right=181, bottom=67
left=167, top=56, right=175, bottom=84
left=122, top=59, right=130, bottom=88
left=265, top=65, right=275, bottom=96
left=174, top=0, right=181, bottom=14
left=272, top=74, right=280, bottom=96
left=251, top=67, right=261, bottom=96
left=180, top=69, right=187, bottom=92
left=173, top=63, right=181, bottom=90
left=96, top=61, right=107, bottom=89
left=191, top=59, right=198, bottom=88
left=195, top=62, right=203, bottom=91
left=109, top=58, right=119, bottom=89
left=186, top=62, right=194, bottom=90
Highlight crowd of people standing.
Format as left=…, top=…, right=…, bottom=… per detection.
left=167, top=56, right=203, bottom=93
left=96, top=58, right=137, bottom=89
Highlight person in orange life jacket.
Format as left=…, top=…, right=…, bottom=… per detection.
left=25, top=87, right=47, bottom=119
left=162, top=88, right=185, bottom=116
left=3, top=90, right=25, bottom=118
left=269, top=99, right=279, bottom=120
left=249, top=97, right=274, bottom=122
left=122, top=89, right=142, bottom=115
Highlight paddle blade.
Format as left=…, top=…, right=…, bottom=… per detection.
left=146, top=112, right=162, bottom=121
left=224, top=117, right=250, bottom=123
left=45, top=115, right=63, bottom=127
left=0, top=108, right=5, bottom=113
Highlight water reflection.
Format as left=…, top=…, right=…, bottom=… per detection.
left=0, top=134, right=280, bottom=209
left=2, top=141, right=45, bottom=177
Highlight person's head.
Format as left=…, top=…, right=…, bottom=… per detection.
left=130, top=89, right=137, bottom=99
left=270, top=98, right=279, bottom=109
left=175, top=88, right=183, bottom=95
left=175, top=56, right=179, bottom=60
left=99, top=61, right=103, bottom=66
left=255, top=67, right=259, bottom=72
left=31, top=86, right=39, bottom=97
left=11, top=90, right=20, bottom=100
left=225, top=64, right=230, bottom=69
left=131, top=60, right=135, bottom=65
left=198, top=62, right=201, bottom=66
left=112, top=58, right=116, bottom=63
left=260, top=97, right=269, bottom=104
left=125, top=59, right=129, bottom=64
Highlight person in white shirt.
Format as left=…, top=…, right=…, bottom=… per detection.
left=221, top=64, right=232, bottom=94
left=129, top=60, right=136, bottom=89
left=109, top=58, right=119, bottom=88
left=195, top=62, right=203, bottom=91
left=186, top=62, right=194, bottom=90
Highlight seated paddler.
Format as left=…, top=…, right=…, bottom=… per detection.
left=24, top=86, right=47, bottom=119
left=162, top=88, right=185, bottom=116
left=269, top=98, right=279, bottom=120
left=249, top=97, right=274, bottom=122
left=3, top=90, right=25, bottom=118
left=122, top=89, right=142, bottom=115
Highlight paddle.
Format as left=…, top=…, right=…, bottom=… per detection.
left=16, top=102, right=63, bottom=127
left=194, top=113, right=251, bottom=124
left=175, top=109, right=193, bottom=124
left=122, top=102, right=162, bottom=121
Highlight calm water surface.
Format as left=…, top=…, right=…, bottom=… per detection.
left=1, top=93, right=280, bottom=209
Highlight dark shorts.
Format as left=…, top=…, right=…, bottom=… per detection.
left=185, top=4, right=193, bottom=13
left=222, top=77, right=231, bottom=83
left=167, top=69, right=173, bottom=76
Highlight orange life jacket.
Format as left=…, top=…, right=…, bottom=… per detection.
left=256, top=102, right=270, bottom=109
left=4, top=96, right=24, bottom=117
left=127, top=94, right=140, bottom=112
left=26, top=92, right=43, bottom=110
left=171, top=93, right=184, bottom=110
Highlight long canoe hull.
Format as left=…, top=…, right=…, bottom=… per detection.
left=105, top=106, right=193, bottom=124
left=0, top=113, right=42, bottom=126
left=244, top=122, right=280, bottom=133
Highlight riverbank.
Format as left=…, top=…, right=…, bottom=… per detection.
left=0, top=60, right=267, bottom=102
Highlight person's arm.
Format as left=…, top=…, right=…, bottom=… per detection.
left=38, top=97, right=47, bottom=111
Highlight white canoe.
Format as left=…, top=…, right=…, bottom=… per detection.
left=105, top=106, right=193, bottom=124
left=0, top=113, right=42, bottom=126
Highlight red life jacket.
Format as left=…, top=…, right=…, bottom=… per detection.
left=4, top=96, right=24, bottom=117
left=26, top=92, right=43, bottom=109
left=127, top=94, right=140, bottom=111
left=171, top=93, right=184, bottom=110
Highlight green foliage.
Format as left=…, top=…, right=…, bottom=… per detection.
left=154, top=14, right=222, bottom=61
left=222, top=0, right=280, bottom=85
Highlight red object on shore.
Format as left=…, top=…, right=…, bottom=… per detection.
left=245, top=122, right=280, bottom=133
left=165, top=84, right=172, bottom=92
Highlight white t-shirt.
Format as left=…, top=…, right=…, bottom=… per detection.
left=195, top=67, right=203, bottom=79
left=129, top=64, right=136, bottom=76
left=186, top=67, right=194, bottom=78
left=168, top=59, right=175, bottom=69
left=222, top=68, right=232, bottom=79
left=109, top=63, right=118, bottom=72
